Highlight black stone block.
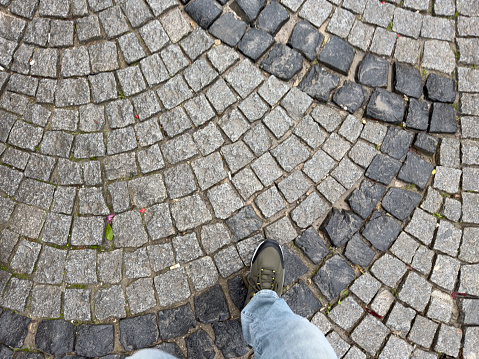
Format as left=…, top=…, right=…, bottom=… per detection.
left=157, top=303, right=196, bottom=340
left=75, top=325, right=114, bottom=358
left=357, top=54, right=389, bottom=88
left=35, top=320, right=75, bottom=355
left=119, top=314, right=159, bottom=351
left=227, top=276, right=248, bottom=311
left=233, top=0, right=266, bottom=23
left=394, top=62, right=423, bottom=99
left=237, top=28, right=274, bottom=62
left=382, top=187, right=421, bottom=221
left=425, top=73, right=456, bottom=103
left=347, top=179, right=386, bottom=219
left=283, top=246, right=308, bottom=286
left=381, top=126, right=414, bottom=160
left=226, top=205, right=262, bottom=241
left=209, top=13, right=247, bottom=47
left=321, top=208, right=362, bottom=247
left=333, top=80, right=367, bottom=114
left=195, top=285, right=230, bottom=324
left=365, top=154, right=402, bottom=185
left=344, top=233, right=376, bottom=268
left=366, top=88, right=405, bottom=124
left=0, top=345, right=13, bottom=359
left=288, top=20, right=323, bottom=61
left=283, top=282, right=321, bottom=318
left=362, top=210, right=401, bottom=251
left=294, top=227, right=328, bottom=264
left=154, top=343, right=185, bottom=358
left=413, top=132, right=439, bottom=156
left=429, top=102, right=457, bottom=134
left=298, top=65, right=340, bottom=102
left=213, top=320, right=250, bottom=358
left=0, top=311, right=30, bottom=349
left=319, top=35, right=355, bottom=75
left=217, top=0, right=228, bottom=4
left=185, top=0, right=222, bottom=29
left=406, top=98, right=429, bottom=131
left=313, top=256, right=355, bottom=301
left=256, top=1, right=290, bottom=36
left=185, top=330, right=215, bottom=359
left=397, top=152, right=433, bottom=190
left=260, top=44, right=303, bottom=80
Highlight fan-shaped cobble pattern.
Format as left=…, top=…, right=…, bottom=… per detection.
left=0, top=0, right=478, bottom=358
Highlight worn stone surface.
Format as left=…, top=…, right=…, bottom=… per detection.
left=319, top=35, right=355, bottom=75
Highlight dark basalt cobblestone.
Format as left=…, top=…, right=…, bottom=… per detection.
left=0, top=1, right=473, bottom=358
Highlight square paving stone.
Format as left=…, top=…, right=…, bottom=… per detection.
left=351, top=315, right=388, bottom=356
left=161, top=133, right=198, bottom=164
left=399, top=271, right=432, bottom=312
left=321, top=208, right=362, bottom=247
left=382, top=187, right=421, bottom=221
left=10, top=239, right=41, bottom=274
left=185, top=95, right=216, bottom=127
left=232, top=168, right=264, bottom=201
left=221, top=141, right=254, bottom=173
left=378, top=336, right=413, bottom=359
left=429, top=102, right=457, bottom=133
left=139, top=21, right=168, bottom=54
left=99, top=6, right=130, bottom=38
left=76, top=15, right=102, bottom=43
left=160, top=7, right=192, bottom=42
left=154, top=268, right=191, bottom=306
left=271, top=135, right=310, bottom=172
left=344, top=233, right=376, bottom=268
left=350, top=272, right=381, bottom=304
left=348, top=179, right=386, bottom=219
left=459, top=298, right=479, bottom=325
left=366, top=88, right=405, bottom=125
left=434, top=324, right=462, bottom=358
left=422, top=40, right=456, bottom=75
left=78, top=187, right=109, bottom=215
left=120, top=314, right=158, bottom=351
left=333, top=81, right=367, bottom=114
left=411, top=245, right=434, bottom=275
left=147, top=242, right=175, bottom=272
left=180, top=28, right=214, bottom=61
left=357, top=54, right=389, bottom=88
left=97, top=250, right=122, bottom=284
left=365, top=154, right=401, bottom=185
left=237, top=234, right=266, bottom=264
left=264, top=216, right=297, bottom=245
left=9, top=203, right=46, bottom=239
left=413, top=133, right=439, bottom=156
left=397, top=152, right=434, bottom=190
left=65, top=250, right=97, bottom=284
left=171, top=193, right=212, bottom=231
left=238, top=93, right=269, bottom=123
left=326, top=331, right=351, bottom=358
left=369, top=27, right=397, bottom=56
left=55, top=78, right=91, bottom=107
left=395, top=62, right=423, bottom=99
left=318, top=175, right=347, bottom=204
left=278, top=170, right=310, bottom=203
left=313, top=255, right=355, bottom=301
left=192, top=123, right=224, bottom=156
left=185, top=330, right=215, bottom=358
left=128, top=173, right=167, bottom=208
left=260, top=44, right=303, bottom=81
left=283, top=282, right=321, bottom=319
left=159, top=108, right=192, bottom=138
left=207, top=44, right=240, bottom=74
left=51, top=186, right=76, bottom=214
left=263, top=106, right=294, bottom=139
left=294, top=115, right=327, bottom=149
left=244, top=123, right=272, bottom=156
left=327, top=7, right=355, bottom=39
left=70, top=215, right=105, bottom=246
left=362, top=0, right=395, bottom=27
left=257, top=1, right=289, bottom=35
left=258, top=75, right=289, bottom=106
left=88, top=41, right=119, bottom=73
left=112, top=210, right=148, bottom=247
left=294, top=227, right=328, bottom=264
left=213, top=319, right=250, bottom=358
left=299, top=65, right=340, bottom=103
left=371, top=253, right=407, bottom=287
left=425, top=73, right=456, bottom=103
left=163, top=163, right=197, bottom=199
left=254, top=186, right=286, bottom=218
left=35, top=320, right=75, bottom=355
left=157, top=303, right=196, bottom=340
left=328, top=296, right=364, bottom=331
left=434, top=166, right=461, bottom=194
left=318, top=35, right=355, bottom=76
left=186, top=256, right=220, bottom=291
left=348, top=141, right=377, bottom=168
left=299, top=0, right=332, bottom=27
left=63, top=288, right=91, bottom=321
left=386, top=301, right=416, bottom=338
left=120, top=0, right=153, bottom=28
left=117, top=66, right=147, bottom=97
left=302, top=149, right=336, bottom=183
left=226, top=205, right=262, bottom=241
left=219, top=108, right=250, bottom=142
left=0, top=277, right=32, bottom=312
left=408, top=315, right=438, bottom=349
left=348, top=18, right=375, bottom=51
left=393, top=7, right=422, bottom=39
left=185, top=0, right=221, bottom=29
left=157, top=75, right=193, bottom=110
left=200, top=223, right=232, bottom=254
left=459, top=227, right=479, bottom=263
left=464, top=327, right=479, bottom=359
left=238, top=28, right=274, bottom=62
left=124, top=248, right=151, bottom=279
left=208, top=182, right=244, bottom=219
left=459, top=263, right=479, bottom=296
left=30, top=285, right=62, bottom=318
left=134, top=118, right=163, bottom=148
left=214, top=245, right=244, bottom=277
left=226, top=60, right=264, bottom=99
left=0, top=165, right=23, bottom=197
left=184, top=58, right=218, bottom=93
left=76, top=325, right=114, bottom=357
left=172, top=233, right=203, bottom=263
left=0, top=311, right=30, bottom=349
left=360, top=121, right=387, bottom=145
left=443, top=197, right=461, bottom=222
left=89, top=72, right=117, bottom=103
left=362, top=210, right=401, bottom=251
left=291, top=192, right=329, bottom=228
left=209, top=13, right=247, bottom=46
left=406, top=100, right=431, bottom=130
left=405, top=208, right=437, bottom=245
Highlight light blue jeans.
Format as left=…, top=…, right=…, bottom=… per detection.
left=129, top=290, right=337, bottom=359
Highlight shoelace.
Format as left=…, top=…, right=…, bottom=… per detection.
left=248, top=268, right=277, bottom=295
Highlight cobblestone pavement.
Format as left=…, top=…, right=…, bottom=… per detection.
left=0, top=0, right=478, bottom=358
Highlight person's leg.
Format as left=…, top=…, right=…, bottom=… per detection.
left=241, top=290, right=337, bottom=359
left=242, top=240, right=337, bottom=359
left=128, top=349, right=178, bottom=359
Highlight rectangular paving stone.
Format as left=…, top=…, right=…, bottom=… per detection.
left=232, top=167, right=264, bottom=201
left=161, top=133, right=198, bottom=164
left=192, top=123, right=224, bottom=156
left=144, top=203, right=175, bottom=241
left=351, top=316, right=388, bottom=356
left=65, top=250, right=97, bottom=284
left=171, top=193, right=213, bottom=231
left=140, top=53, right=169, bottom=87
left=157, top=74, right=193, bottom=110
left=255, top=186, right=286, bottom=218
left=124, top=247, right=151, bottom=279
left=408, top=315, right=438, bottom=348
left=117, top=66, right=147, bottom=97
left=159, top=7, right=191, bottom=43
left=0, top=278, right=32, bottom=312
left=207, top=182, right=244, bottom=219
left=154, top=268, right=191, bottom=306
left=88, top=41, right=119, bottom=73
left=98, top=250, right=122, bottom=284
